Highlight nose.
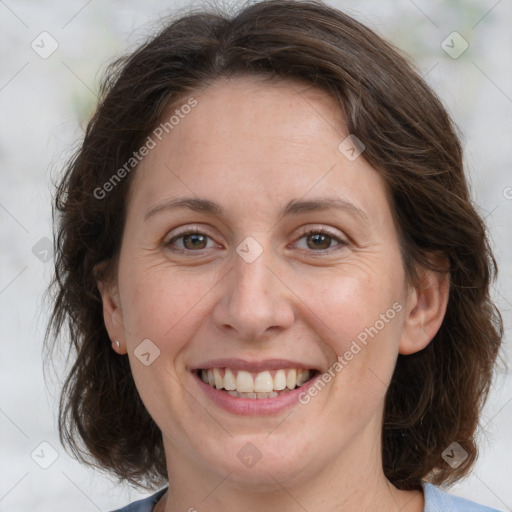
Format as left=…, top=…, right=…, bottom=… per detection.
left=210, top=245, right=295, bottom=342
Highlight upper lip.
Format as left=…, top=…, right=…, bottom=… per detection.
left=191, top=358, right=321, bottom=373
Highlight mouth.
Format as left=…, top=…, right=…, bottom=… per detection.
left=195, top=367, right=319, bottom=399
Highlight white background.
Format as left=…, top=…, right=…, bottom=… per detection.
left=0, top=0, right=511, bottom=510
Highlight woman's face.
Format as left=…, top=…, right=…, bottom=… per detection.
left=102, top=77, right=440, bottom=490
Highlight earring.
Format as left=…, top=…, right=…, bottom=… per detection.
left=112, top=340, right=121, bottom=351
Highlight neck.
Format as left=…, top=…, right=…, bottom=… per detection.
left=158, top=427, right=424, bottom=512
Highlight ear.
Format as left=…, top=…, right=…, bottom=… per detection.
left=399, top=264, right=450, bottom=355
left=96, top=266, right=128, bottom=355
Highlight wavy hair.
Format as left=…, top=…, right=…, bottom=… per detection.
left=46, top=0, right=503, bottom=490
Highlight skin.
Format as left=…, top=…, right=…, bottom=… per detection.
left=100, top=77, right=449, bottom=512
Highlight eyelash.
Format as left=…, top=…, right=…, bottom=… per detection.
left=164, top=227, right=347, bottom=255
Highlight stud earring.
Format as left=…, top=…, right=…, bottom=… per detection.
left=112, top=340, right=121, bottom=350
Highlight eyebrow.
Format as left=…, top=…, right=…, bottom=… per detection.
left=144, top=196, right=369, bottom=223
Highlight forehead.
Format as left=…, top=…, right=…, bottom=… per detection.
left=127, top=76, right=391, bottom=225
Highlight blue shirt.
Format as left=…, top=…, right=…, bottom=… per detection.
left=112, top=482, right=503, bottom=511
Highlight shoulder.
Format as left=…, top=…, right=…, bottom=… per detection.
left=423, top=482, right=503, bottom=512
left=110, top=483, right=504, bottom=512
left=110, top=488, right=167, bottom=512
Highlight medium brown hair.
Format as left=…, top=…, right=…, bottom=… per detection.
left=46, top=0, right=503, bottom=491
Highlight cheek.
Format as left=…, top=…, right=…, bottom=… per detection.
left=118, top=266, right=212, bottom=417
left=297, top=283, right=403, bottom=438
left=304, top=264, right=401, bottom=335
left=297, top=264, right=404, bottom=386
left=118, top=263, right=217, bottom=348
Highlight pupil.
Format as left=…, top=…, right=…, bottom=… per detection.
left=308, top=233, right=330, bottom=250
left=184, top=234, right=206, bottom=249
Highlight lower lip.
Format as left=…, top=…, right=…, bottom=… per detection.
left=193, top=371, right=320, bottom=416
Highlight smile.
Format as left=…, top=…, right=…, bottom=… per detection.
left=198, top=368, right=316, bottom=399
left=192, top=359, right=322, bottom=415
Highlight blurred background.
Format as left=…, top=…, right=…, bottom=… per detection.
left=0, top=0, right=511, bottom=510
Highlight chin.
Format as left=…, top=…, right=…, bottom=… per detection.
left=203, top=435, right=317, bottom=488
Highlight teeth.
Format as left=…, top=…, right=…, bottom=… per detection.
left=207, top=369, right=215, bottom=388
left=258, top=392, right=278, bottom=398
left=200, top=367, right=314, bottom=395
left=224, top=369, right=236, bottom=391
left=296, top=369, right=309, bottom=386
left=274, top=369, right=287, bottom=390
left=213, top=368, right=223, bottom=389
left=227, top=391, right=280, bottom=399
left=236, top=371, right=254, bottom=392
left=254, top=371, right=273, bottom=393
left=286, top=369, right=297, bottom=389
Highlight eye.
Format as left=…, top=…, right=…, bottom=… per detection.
left=164, top=226, right=347, bottom=255
left=293, top=227, right=347, bottom=252
left=165, top=228, right=217, bottom=253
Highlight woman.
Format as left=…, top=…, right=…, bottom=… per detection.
left=47, top=1, right=504, bottom=510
